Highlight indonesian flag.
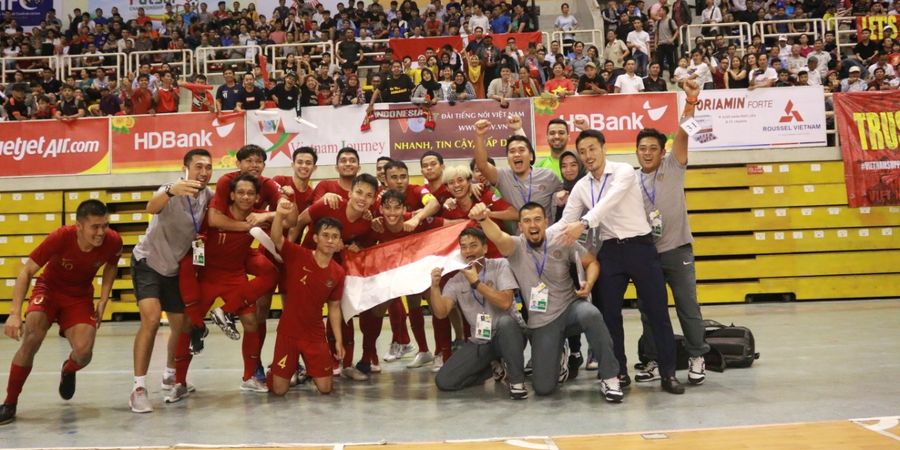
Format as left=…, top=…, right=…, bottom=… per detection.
left=340, top=221, right=471, bottom=319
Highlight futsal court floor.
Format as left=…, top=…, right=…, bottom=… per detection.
left=1, top=299, right=898, bottom=449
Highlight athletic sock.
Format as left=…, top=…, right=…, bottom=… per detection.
left=257, top=321, right=267, bottom=360
left=242, top=331, right=261, bottom=381
left=408, top=306, right=429, bottom=353
left=133, top=375, right=146, bottom=392
left=388, top=299, right=410, bottom=345
left=433, top=316, right=452, bottom=362
left=62, top=356, right=85, bottom=374
left=5, top=363, right=32, bottom=405
left=164, top=367, right=176, bottom=379
left=360, top=311, right=383, bottom=365
left=174, top=332, right=192, bottom=385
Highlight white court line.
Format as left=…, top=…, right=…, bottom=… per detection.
left=503, top=438, right=559, bottom=450
left=850, top=416, right=900, bottom=441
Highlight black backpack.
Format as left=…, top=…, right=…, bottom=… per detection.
left=702, top=320, right=760, bottom=372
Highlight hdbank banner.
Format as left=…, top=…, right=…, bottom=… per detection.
left=389, top=98, right=533, bottom=162
left=245, top=106, right=390, bottom=167
left=110, top=112, right=245, bottom=173
left=679, top=87, right=827, bottom=151
left=834, top=91, right=900, bottom=207
left=532, top=93, right=679, bottom=155
left=0, top=117, right=109, bottom=177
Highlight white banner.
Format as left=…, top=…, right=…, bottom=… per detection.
left=244, top=107, right=390, bottom=167
left=678, top=86, right=827, bottom=151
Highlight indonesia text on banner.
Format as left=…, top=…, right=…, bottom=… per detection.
left=0, top=117, right=109, bottom=177
left=833, top=91, right=900, bottom=207
left=245, top=107, right=390, bottom=168
left=388, top=98, right=533, bottom=161
left=677, top=87, right=827, bottom=151
left=532, top=92, right=678, bottom=155
left=341, top=221, right=471, bottom=320
left=110, top=112, right=245, bottom=173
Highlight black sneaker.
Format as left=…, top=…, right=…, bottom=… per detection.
left=661, top=375, right=685, bottom=395
left=0, top=403, right=16, bottom=425
left=355, top=361, right=372, bottom=375
left=524, top=358, right=533, bottom=377
left=59, top=363, right=76, bottom=400
left=617, top=373, right=632, bottom=388
left=508, top=382, right=528, bottom=400
left=568, top=352, right=584, bottom=381
left=189, top=324, right=209, bottom=355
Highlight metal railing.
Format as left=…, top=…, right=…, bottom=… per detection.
left=1, top=56, right=59, bottom=83
left=752, top=18, right=827, bottom=44
left=550, top=28, right=606, bottom=53
left=265, top=41, right=334, bottom=78
left=129, top=49, right=194, bottom=78
left=829, top=16, right=860, bottom=58
left=196, top=44, right=264, bottom=77
left=60, top=53, right=128, bottom=81
left=357, top=38, right=390, bottom=78
left=680, top=22, right=753, bottom=56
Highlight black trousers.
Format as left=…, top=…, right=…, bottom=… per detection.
left=591, top=234, right=678, bottom=376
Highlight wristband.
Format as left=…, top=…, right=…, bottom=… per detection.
left=685, top=96, right=699, bottom=105
left=470, top=280, right=481, bottom=290
left=165, top=184, right=175, bottom=198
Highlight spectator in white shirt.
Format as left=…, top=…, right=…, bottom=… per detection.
left=469, top=4, right=490, bottom=36
left=748, top=53, right=777, bottom=90
left=807, top=39, right=831, bottom=80
left=786, top=44, right=808, bottom=78
left=799, top=57, right=822, bottom=86
left=555, top=3, right=578, bottom=49
left=615, top=58, right=645, bottom=93
left=701, top=0, right=722, bottom=36
left=626, top=19, right=651, bottom=76
left=867, top=54, right=897, bottom=79
left=687, top=50, right=713, bottom=89
left=840, top=66, right=868, bottom=92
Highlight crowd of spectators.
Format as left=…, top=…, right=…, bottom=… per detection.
left=0, top=0, right=898, bottom=120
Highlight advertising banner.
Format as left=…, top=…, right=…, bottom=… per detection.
left=833, top=91, right=900, bottom=207
left=678, top=86, right=827, bottom=151
left=533, top=93, right=679, bottom=155
left=388, top=98, right=532, bottom=162
left=389, top=32, right=543, bottom=59
left=0, top=117, right=109, bottom=177
left=2, top=0, right=56, bottom=29
left=857, top=15, right=898, bottom=42
left=245, top=106, right=390, bottom=167
left=110, top=112, right=245, bottom=173
left=88, top=0, right=167, bottom=24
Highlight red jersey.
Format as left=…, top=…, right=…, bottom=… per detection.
left=181, top=82, right=216, bottom=112
left=131, top=87, right=153, bottom=114
left=155, top=85, right=179, bottom=113
left=201, top=208, right=260, bottom=273
left=211, top=171, right=282, bottom=213
left=374, top=184, right=433, bottom=212
left=301, top=199, right=372, bottom=249
left=312, top=179, right=351, bottom=201
left=29, top=225, right=123, bottom=298
left=441, top=189, right=509, bottom=257
left=277, top=241, right=345, bottom=340
left=369, top=213, right=445, bottom=244
left=426, top=182, right=453, bottom=205
left=272, top=175, right=315, bottom=212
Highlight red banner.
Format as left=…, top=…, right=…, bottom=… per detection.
left=110, top=112, right=245, bottom=173
left=0, top=117, right=109, bottom=177
left=389, top=32, right=543, bottom=59
left=532, top=93, right=679, bottom=155
left=388, top=98, right=533, bottom=161
left=857, top=15, right=898, bottom=42
left=833, top=91, right=900, bottom=207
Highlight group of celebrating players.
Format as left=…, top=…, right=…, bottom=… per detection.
left=2, top=81, right=712, bottom=424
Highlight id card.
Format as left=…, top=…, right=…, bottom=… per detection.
left=192, top=239, right=205, bottom=266
left=649, top=209, right=663, bottom=238
left=475, top=313, right=492, bottom=339
left=529, top=282, right=549, bottom=312
left=680, top=117, right=701, bottom=136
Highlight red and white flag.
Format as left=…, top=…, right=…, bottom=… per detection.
left=340, top=221, right=471, bottom=319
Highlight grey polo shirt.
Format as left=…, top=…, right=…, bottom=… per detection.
left=132, top=184, right=212, bottom=277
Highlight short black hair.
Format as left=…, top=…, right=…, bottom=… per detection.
left=236, top=144, right=267, bottom=162
left=380, top=189, right=406, bottom=207
left=459, top=227, right=487, bottom=244
left=576, top=129, right=607, bottom=147
left=230, top=173, right=260, bottom=193
left=376, top=156, right=393, bottom=164
left=469, top=156, right=495, bottom=171
left=506, top=135, right=536, bottom=165
left=292, top=146, right=318, bottom=164
left=383, top=160, right=408, bottom=173
left=314, top=216, right=343, bottom=234
left=420, top=150, right=444, bottom=165
left=183, top=148, right=211, bottom=167
left=76, top=199, right=108, bottom=221
left=352, top=173, right=379, bottom=191
left=547, top=118, right=568, bottom=131
left=337, top=146, right=360, bottom=163
left=635, top=128, right=667, bottom=149
left=518, top=201, right=545, bottom=217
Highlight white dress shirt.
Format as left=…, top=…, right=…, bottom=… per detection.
left=560, top=160, right=651, bottom=241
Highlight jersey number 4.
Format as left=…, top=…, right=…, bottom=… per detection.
left=277, top=355, right=288, bottom=369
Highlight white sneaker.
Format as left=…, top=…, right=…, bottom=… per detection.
left=341, top=367, right=369, bottom=381
left=406, top=351, right=434, bottom=369
left=688, top=356, right=706, bottom=385
left=332, top=367, right=341, bottom=376
left=599, top=376, right=624, bottom=403
left=211, top=307, right=241, bottom=340
left=431, top=356, right=444, bottom=373
left=585, top=351, right=599, bottom=370
left=635, top=360, right=661, bottom=383
left=370, top=363, right=382, bottom=373
left=383, top=342, right=402, bottom=362
left=397, top=343, right=416, bottom=358
left=240, top=377, right=269, bottom=393
left=161, top=375, right=196, bottom=392
left=164, top=383, right=190, bottom=403
left=250, top=227, right=283, bottom=263
left=129, top=387, right=153, bottom=413
left=558, top=342, right=570, bottom=383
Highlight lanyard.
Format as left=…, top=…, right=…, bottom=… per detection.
left=590, top=174, right=610, bottom=207
left=640, top=171, right=658, bottom=206
left=470, top=263, right=488, bottom=307
left=513, top=169, right=533, bottom=204
left=184, top=196, right=200, bottom=234
left=529, top=239, right=548, bottom=278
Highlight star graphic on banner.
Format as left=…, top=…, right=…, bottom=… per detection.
left=260, top=116, right=299, bottom=160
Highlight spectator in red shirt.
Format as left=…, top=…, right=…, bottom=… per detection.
left=154, top=72, right=180, bottom=114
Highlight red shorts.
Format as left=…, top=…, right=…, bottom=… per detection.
left=26, top=285, right=95, bottom=331
left=199, top=271, right=257, bottom=316
left=271, top=333, right=333, bottom=379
